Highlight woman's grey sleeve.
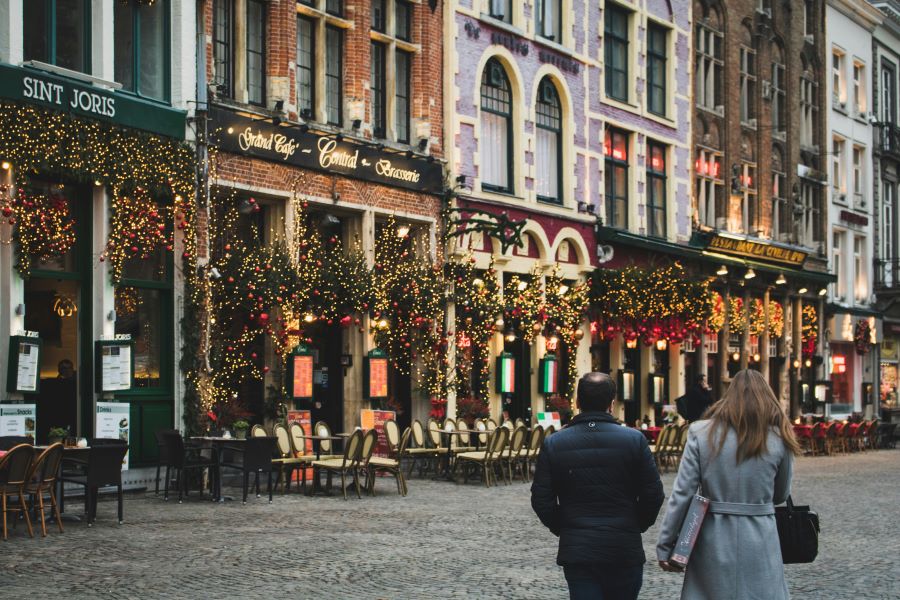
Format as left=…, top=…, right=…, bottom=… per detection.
left=656, top=429, right=702, bottom=562
left=773, top=444, right=793, bottom=505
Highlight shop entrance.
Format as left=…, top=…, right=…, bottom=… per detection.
left=307, top=321, right=344, bottom=432
left=503, top=337, right=532, bottom=425
left=23, top=183, right=92, bottom=443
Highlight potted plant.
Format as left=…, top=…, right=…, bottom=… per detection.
left=546, top=394, right=574, bottom=425
left=456, top=396, right=491, bottom=427
left=48, top=427, right=68, bottom=445
left=232, top=419, right=250, bottom=439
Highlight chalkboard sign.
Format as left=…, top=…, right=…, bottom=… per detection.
left=6, top=334, right=42, bottom=394
left=94, top=339, right=134, bottom=392
left=363, top=349, right=389, bottom=400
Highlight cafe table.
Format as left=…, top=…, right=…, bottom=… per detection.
left=304, top=434, right=347, bottom=496
left=189, top=436, right=244, bottom=501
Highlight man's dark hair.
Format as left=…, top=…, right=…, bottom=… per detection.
left=577, top=372, right=617, bottom=412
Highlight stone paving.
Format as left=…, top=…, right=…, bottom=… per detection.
left=2, top=450, right=898, bottom=599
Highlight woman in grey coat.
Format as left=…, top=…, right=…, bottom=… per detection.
left=656, top=369, right=800, bottom=600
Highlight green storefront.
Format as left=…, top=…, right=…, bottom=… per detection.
left=0, top=62, right=191, bottom=466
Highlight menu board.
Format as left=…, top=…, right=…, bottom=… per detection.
left=364, top=349, right=389, bottom=400
left=95, top=340, right=133, bottom=392
left=95, top=402, right=130, bottom=470
left=361, top=409, right=396, bottom=457
left=291, top=355, right=314, bottom=400
left=0, top=403, right=36, bottom=439
left=6, top=335, right=41, bottom=394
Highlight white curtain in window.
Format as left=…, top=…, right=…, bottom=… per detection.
left=541, top=0, right=555, bottom=39
left=536, top=127, right=558, bottom=199
left=482, top=112, right=508, bottom=189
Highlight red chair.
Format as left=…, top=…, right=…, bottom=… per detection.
left=810, top=422, right=825, bottom=456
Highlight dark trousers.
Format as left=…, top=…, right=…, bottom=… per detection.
left=564, top=564, right=643, bottom=600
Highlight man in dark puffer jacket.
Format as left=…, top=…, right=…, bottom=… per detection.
left=531, top=372, right=665, bottom=600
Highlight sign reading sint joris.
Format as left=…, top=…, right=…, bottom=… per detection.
left=210, top=108, right=442, bottom=194
left=707, top=235, right=807, bottom=267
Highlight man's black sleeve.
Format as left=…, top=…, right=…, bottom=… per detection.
left=530, top=440, right=560, bottom=536
left=635, top=436, right=665, bottom=532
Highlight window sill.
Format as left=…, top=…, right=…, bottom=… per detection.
left=772, top=130, right=787, bottom=142
left=697, top=104, right=724, bottom=119
left=832, top=100, right=849, bottom=114
left=533, top=36, right=576, bottom=60
left=479, top=14, right=525, bottom=37
left=603, top=96, right=640, bottom=115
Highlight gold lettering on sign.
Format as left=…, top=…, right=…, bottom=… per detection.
left=318, top=138, right=359, bottom=169
left=708, top=236, right=807, bottom=266
left=375, top=159, right=422, bottom=183
left=273, top=134, right=298, bottom=160
left=238, top=128, right=273, bottom=152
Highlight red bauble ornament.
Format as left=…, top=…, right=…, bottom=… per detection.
left=262, top=366, right=270, bottom=373
left=250, top=352, right=258, bottom=359
left=340, top=315, right=352, bottom=327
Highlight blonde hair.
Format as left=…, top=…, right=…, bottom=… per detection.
left=705, top=369, right=801, bottom=462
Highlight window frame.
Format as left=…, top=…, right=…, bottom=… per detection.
left=772, top=162, right=788, bottom=241
left=325, top=25, right=343, bottom=126
left=832, top=48, right=846, bottom=106
left=23, top=0, right=92, bottom=75
left=535, top=77, right=563, bottom=204
left=296, top=14, right=315, bottom=117
left=739, top=45, right=756, bottom=125
left=646, top=141, right=667, bottom=238
left=371, top=41, right=387, bottom=139
left=852, top=60, right=866, bottom=115
left=536, top=0, right=563, bottom=43
left=833, top=230, right=845, bottom=299
left=647, top=23, right=668, bottom=117
left=695, top=21, right=723, bottom=112
left=480, top=58, right=514, bottom=194
left=488, top=0, right=512, bottom=25
left=772, top=61, right=786, bottom=133
left=881, top=59, right=897, bottom=125
left=741, top=162, right=758, bottom=235
left=395, top=49, right=412, bottom=144
left=854, top=235, right=867, bottom=302
left=213, top=0, right=234, bottom=99
left=115, top=0, right=171, bottom=103
left=695, top=147, right=724, bottom=230
left=245, top=0, right=266, bottom=107
left=833, top=137, right=845, bottom=196
left=604, top=127, right=630, bottom=230
left=604, top=4, right=630, bottom=103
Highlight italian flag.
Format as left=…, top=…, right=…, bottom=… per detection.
left=542, top=358, right=558, bottom=394
left=499, top=355, right=515, bottom=393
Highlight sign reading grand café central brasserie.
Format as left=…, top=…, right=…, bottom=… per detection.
left=704, top=233, right=808, bottom=267
left=210, top=108, right=443, bottom=195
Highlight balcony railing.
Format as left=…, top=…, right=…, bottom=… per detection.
left=875, top=259, right=900, bottom=291
left=875, top=123, right=900, bottom=159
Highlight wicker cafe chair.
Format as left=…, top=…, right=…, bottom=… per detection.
left=520, top=425, right=545, bottom=482
left=544, top=425, right=556, bottom=437
left=810, top=422, right=825, bottom=455
left=486, top=419, right=498, bottom=432
left=455, top=420, right=476, bottom=452
left=0, top=444, right=35, bottom=540
left=354, top=430, right=379, bottom=496
left=314, top=421, right=341, bottom=460
left=405, top=420, right=437, bottom=478
left=312, top=430, right=363, bottom=500
left=251, top=424, right=268, bottom=438
left=272, top=424, right=311, bottom=493
left=368, top=428, right=411, bottom=497
left=287, top=423, right=316, bottom=491
left=865, top=420, right=879, bottom=450
left=454, top=426, right=509, bottom=487
left=501, top=426, right=528, bottom=483
left=515, top=418, right=526, bottom=429
left=25, top=443, right=65, bottom=537
left=383, top=419, right=401, bottom=455
left=651, top=425, right=674, bottom=472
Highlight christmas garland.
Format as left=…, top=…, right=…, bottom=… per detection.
left=544, top=272, right=590, bottom=402
left=801, top=304, right=818, bottom=358
left=855, top=320, right=873, bottom=354
left=3, top=187, right=77, bottom=275
left=503, top=266, right=546, bottom=343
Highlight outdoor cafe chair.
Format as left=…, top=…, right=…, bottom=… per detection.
left=514, top=418, right=526, bottom=429
left=220, top=436, right=277, bottom=504
left=383, top=419, right=401, bottom=454
left=158, top=431, right=218, bottom=502
left=0, top=444, right=34, bottom=540
left=25, top=443, right=64, bottom=537
left=287, top=423, right=316, bottom=490
left=454, top=426, right=509, bottom=487
left=455, top=419, right=476, bottom=452
left=314, top=421, right=341, bottom=460
left=544, top=425, right=556, bottom=437
left=501, top=426, right=528, bottom=483
left=405, top=420, right=437, bottom=478
left=810, top=422, right=826, bottom=455
left=250, top=424, right=268, bottom=438
left=486, top=418, right=498, bottom=431
left=521, top=425, right=545, bottom=482
left=312, top=430, right=363, bottom=500
left=154, top=429, right=178, bottom=496
left=368, top=428, right=411, bottom=497
left=355, top=430, right=379, bottom=496
left=0, top=436, right=32, bottom=451
left=59, top=443, right=128, bottom=525
left=273, top=423, right=312, bottom=493
left=652, top=425, right=674, bottom=472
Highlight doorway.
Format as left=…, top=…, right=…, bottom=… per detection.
left=503, top=336, right=532, bottom=425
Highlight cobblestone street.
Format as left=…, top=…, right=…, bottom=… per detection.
left=2, top=450, right=898, bottom=599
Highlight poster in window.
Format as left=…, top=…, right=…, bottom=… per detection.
left=6, top=335, right=42, bottom=394
left=292, top=355, right=314, bottom=400
left=94, top=340, right=134, bottom=392
left=364, top=349, right=389, bottom=400
left=0, top=403, right=37, bottom=439
left=95, top=402, right=130, bottom=470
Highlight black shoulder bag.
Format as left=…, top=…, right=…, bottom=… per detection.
left=775, top=496, right=820, bottom=564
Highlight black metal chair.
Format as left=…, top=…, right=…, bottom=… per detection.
left=0, top=436, right=32, bottom=451
left=161, top=432, right=219, bottom=503
left=219, top=437, right=277, bottom=504
left=59, top=444, right=128, bottom=525
left=153, top=429, right=178, bottom=496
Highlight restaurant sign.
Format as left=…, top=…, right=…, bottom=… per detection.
left=209, top=108, right=444, bottom=195
left=0, top=62, right=186, bottom=139
left=705, top=234, right=807, bottom=267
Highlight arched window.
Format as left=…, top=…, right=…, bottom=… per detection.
left=535, top=78, right=562, bottom=203
left=694, top=1, right=723, bottom=112
left=481, top=58, right=513, bottom=193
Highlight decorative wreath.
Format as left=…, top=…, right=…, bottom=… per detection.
left=855, top=320, right=874, bottom=355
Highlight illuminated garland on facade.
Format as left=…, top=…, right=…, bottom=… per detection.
left=801, top=304, right=818, bottom=358
left=503, top=266, right=546, bottom=343
left=544, top=272, right=590, bottom=402
left=855, top=319, right=873, bottom=355
left=3, top=187, right=77, bottom=275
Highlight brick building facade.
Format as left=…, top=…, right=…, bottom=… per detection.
left=198, top=0, right=445, bottom=433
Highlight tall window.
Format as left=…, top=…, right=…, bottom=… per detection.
left=647, top=24, right=667, bottom=116
left=852, top=145, right=864, bottom=205
left=395, top=51, right=411, bottom=143
left=371, top=42, right=387, bottom=137
left=834, top=231, right=845, bottom=299
left=883, top=181, right=896, bottom=266
left=647, top=142, right=667, bottom=238
left=371, top=0, right=386, bottom=31
left=297, top=16, right=314, bottom=116
left=535, top=78, right=562, bottom=203
left=800, top=70, right=818, bottom=149
left=114, top=0, right=168, bottom=102
left=246, top=0, right=266, bottom=106
left=536, top=0, right=562, bottom=42
left=326, top=26, right=342, bottom=125
left=395, top=1, right=411, bottom=41
left=881, top=61, right=896, bottom=125
left=832, top=49, right=845, bottom=105
left=832, top=137, right=845, bottom=196
left=799, top=181, right=821, bottom=247
left=772, top=150, right=788, bottom=241
left=604, top=4, right=629, bottom=102
left=853, top=61, right=866, bottom=115
left=772, top=61, right=786, bottom=134
left=481, top=59, right=513, bottom=193
left=326, top=0, right=343, bottom=16
left=213, top=0, right=233, bottom=98
left=23, top=0, right=89, bottom=73
left=804, top=0, right=814, bottom=37
left=695, top=148, right=723, bottom=229
left=854, top=235, right=867, bottom=303
left=604, top=128, right=629, bottom=229
left=695, top=20, right=723, bottom=111
left=489, top=0, right=512, bottom=24
left=740, top=46, right=756, bottom=124
left=741, top=162, right=758, bottom=234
